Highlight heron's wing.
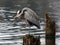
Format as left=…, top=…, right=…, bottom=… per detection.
left=28, top=9, right=40, bottom=20
left=24, top=11, right=40, bottom=27
left=22, top=7, right=40, bottom=20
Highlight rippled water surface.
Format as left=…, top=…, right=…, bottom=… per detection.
left=0, top=21, right=45, bottom=45
left=0, top=20, right=60, bottom=45
left=0, top=6, right=60, bottom=45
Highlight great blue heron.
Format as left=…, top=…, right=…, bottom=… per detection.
left=14, top=7, right=40, bottom=29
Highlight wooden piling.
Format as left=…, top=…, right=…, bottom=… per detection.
left=23, top=34, right=40, bottom=45
left=45, top=13, right=56, bottom=45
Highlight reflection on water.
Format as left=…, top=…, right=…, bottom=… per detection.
left=0, top=7, right=60, bottom=45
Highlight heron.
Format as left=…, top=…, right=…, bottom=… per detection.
left=14, top=7, right=40, bottom=29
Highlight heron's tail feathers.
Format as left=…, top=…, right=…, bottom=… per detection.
left=35, top=25, right=40, bottom=29
left=37, top=26, right=40, bottom=29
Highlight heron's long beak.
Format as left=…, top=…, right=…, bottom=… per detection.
left=14, top=16, right=18, bottom=19
left=14, top=14, right=20, bottom=19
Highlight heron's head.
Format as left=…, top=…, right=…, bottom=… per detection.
left=14, top=9, right=27, bottom=21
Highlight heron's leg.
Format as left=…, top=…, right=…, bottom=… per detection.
left=29, top=26, right=31, bottom=34
left=25, top=20, right=28, bottom=27
left=25, top=20, right=32, bottom=34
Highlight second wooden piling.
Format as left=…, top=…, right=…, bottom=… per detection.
left=45, top=13, right=56, bottom=45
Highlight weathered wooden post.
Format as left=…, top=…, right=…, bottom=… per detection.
left=23, top=34, right=40, bottom=45
left=45, top=13, right=56, bottom=45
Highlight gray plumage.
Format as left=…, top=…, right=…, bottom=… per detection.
left=14, top=7, right=40, bottom=29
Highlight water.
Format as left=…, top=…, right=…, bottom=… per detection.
left=0, top=21, right=45, bottom=45
left=0, top=6, right=60, bottom=45
left=0, top=7, right=45, bottom=45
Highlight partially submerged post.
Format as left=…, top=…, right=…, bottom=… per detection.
left=45, top=13, right=56, bottom=45
left=23, top=34, right=40, bottom=45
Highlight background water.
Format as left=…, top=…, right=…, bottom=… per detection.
left=0, top=0, right=60, bottom=45
left=0, top=7, right=59, bottom=45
